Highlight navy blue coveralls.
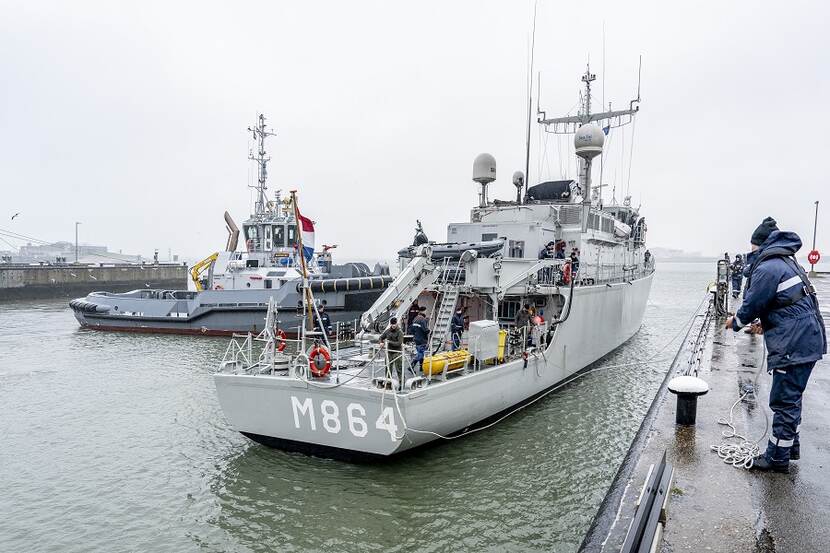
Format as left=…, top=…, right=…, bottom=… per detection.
left=730, top=259, right=744, bottom=295
left=731, top=231, right=826, bottom=464
left=410, top=313, right=429, bottom=369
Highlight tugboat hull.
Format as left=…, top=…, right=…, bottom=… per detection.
left=70, top=284, right=385, bottom=336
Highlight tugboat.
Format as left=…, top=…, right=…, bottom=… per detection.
left=70, top=115, right=391, bottom=336
left=213, top=66, right=654, bottom=459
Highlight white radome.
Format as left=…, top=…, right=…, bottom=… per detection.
left=512, top=170, right=525, bottom=186
left=473, top=153, right=497, bottom=184
left=574, top=124, right=605, bottom=160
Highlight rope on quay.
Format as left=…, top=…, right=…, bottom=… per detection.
left=390, top=291, right=713, bottom=442
left=710, top=340, right=771, bottom=470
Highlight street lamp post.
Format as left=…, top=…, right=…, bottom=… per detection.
left=810, top=201, right=819, bottom=277
left=75, top=221, right=81, bottom=263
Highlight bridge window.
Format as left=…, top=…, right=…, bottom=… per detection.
left=274, top=225, right=285, bottom=247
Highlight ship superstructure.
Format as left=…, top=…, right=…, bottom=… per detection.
left=213, top=67, right=655, bottom=459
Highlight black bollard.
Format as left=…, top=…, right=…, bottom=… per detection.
left=667, top=376, right=709, bottom=426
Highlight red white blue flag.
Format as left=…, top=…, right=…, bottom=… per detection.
left=296, top=210, right=315, bottom=261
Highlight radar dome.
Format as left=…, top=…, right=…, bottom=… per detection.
left=512, top=171, right=525, bottom=187
left=473, top=153, right=497, bottom=184
left=574, top=124, right=604, bottom=160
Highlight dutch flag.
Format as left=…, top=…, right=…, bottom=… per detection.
left=296, top=210, right=315, bottom=261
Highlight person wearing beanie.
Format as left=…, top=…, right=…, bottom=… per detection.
left=725, top=217, right=826, bottom=472
left=751, top=216, right=779, bottom=247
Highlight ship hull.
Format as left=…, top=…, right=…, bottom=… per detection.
left=214, top=271, right=654, bottom=458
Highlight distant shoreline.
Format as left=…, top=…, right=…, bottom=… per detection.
left=654, top=257, right=719, bottom=263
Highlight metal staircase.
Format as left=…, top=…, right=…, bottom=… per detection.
left=430, top=286, right=460, bottom=353
left=429, top=257, right=465, bottom=353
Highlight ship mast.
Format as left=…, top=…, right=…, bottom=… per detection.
left=248, top=114, right=277, bottom=216
left=537, top=62, right=641, bottom=205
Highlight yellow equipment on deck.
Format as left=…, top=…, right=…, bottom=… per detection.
left=498, top=329, right=507, bottom=362
left=422, top=350, right=471, bottom=376
left=190, top=252, right=219, bottom=291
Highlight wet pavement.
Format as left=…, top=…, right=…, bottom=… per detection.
left=591, top=276, right=830, bottom=553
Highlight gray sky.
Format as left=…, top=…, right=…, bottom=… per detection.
left=2, top=0, right=828, bottom=263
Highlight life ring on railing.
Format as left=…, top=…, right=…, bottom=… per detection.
left=308, top=345, right=331, bottom=377
left=275, top=329, right=287, bottom=352
left=562, top=261, right=572, bottom=285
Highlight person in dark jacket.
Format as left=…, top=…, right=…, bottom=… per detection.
left=410, top=306, right=430, bottom=370
left=314, top=304, right=332, bottom=335
left=570, top=249, right=580, bottom=277
left=725, top=217, right=826, bottom=472
left=379, top=317, right=405, bottom=389
left=515, top=303, right=531, bottom=329
left=555, top=240, right=566, bottom=259
left=538, top=241, right=555, bottom=259
left=406, top=302, right=420, bottom=332
left=450, top=308, right=464, bottom=351
left=730, top=254, right=745, bottom=298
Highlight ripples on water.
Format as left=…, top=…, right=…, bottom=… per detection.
left=0, top=263, right=713, bottom=552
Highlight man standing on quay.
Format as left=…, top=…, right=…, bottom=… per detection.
left=726, top=217, right=826, bottom=473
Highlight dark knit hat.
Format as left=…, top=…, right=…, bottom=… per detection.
left=751, top=216, right=778, bottom=246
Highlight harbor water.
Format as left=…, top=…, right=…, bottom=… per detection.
left=0, top=262, right=712, bottom=553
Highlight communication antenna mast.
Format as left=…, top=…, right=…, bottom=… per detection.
left=248, top=113, right=277, bottom=217
left=523, top=1, right=538, bottom=203
left=536, top=58, right=641, bottom=207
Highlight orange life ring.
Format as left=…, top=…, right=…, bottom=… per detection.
left=562, top=261, right=572, bottom=285
left=308, top=345, right=331, bottom=377
left=276, top=329, right=287, bottom=352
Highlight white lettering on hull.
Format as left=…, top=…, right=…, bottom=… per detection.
left=290, top=396, right=397, bottom=441
left=291, top=396, right=316, bottom=431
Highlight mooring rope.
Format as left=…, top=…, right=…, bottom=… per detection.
left=710, top=340, right=771, bottom=469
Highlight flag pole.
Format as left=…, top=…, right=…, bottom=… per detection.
left=290, top=190, right=314, bottom=333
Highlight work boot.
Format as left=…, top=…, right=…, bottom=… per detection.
left=790, top=446, right=800, bottom=461
left=750, top=455, right=789, bottom=473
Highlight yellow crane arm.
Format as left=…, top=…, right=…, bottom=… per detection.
left=190, top=252, right=219, bottom=291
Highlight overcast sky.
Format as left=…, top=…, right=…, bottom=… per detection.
left=1, top=0, right=828, bottom=263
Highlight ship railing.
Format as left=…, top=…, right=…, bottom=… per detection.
left=220, top=333, right=254, bottom=371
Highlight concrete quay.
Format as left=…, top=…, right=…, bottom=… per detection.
left=0, top=262, right=188, bottom=300
left=584, top=276, right=830, bottom=553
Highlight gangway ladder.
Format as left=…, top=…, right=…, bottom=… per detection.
left=429, top=257, right=465, bottom=353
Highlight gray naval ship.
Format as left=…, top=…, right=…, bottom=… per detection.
left=70, top=115, right=391, bottom=336
left=213, top=67, right=655, bottom=460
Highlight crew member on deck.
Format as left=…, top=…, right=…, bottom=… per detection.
left=314, top=303, right=332, bottom=335
left=725, top=216, right=826, bottom=472
left=378, top=317, right=405, bottom=389
left=538, top=241, right=555, bottom=259
left=450, top=308, right=464, bottom=351
left=410, top=306, right=430, bottom=370
left=570, top=249, right=580, bottom=277
left=555, top=240, right=567, bottom=259
left=730, top=254, right=745, bottom=299
left=406, top=301, right=420, bottom=332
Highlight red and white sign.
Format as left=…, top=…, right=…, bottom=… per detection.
left=808, top=250, right=821, bottom=265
